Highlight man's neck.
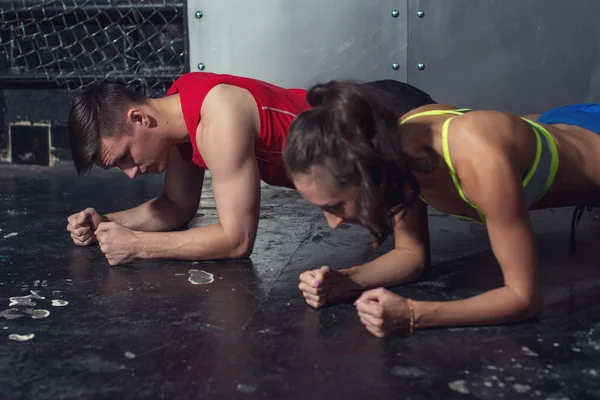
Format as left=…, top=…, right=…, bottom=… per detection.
left=148, top=95, right=190, bottom=143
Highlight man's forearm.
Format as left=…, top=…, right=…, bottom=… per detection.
left=133, top=224, right=248, bottom=261
left=413, top=286, right=541, bottom=330
left=106, top=196, right=193, bottom=232
left=344, top=248, right=427, bottom=290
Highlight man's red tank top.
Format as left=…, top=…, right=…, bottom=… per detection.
left=165, top=72, right=309, bottom=189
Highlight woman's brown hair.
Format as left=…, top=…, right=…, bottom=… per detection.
left=283, top=80, right=421, bottom=250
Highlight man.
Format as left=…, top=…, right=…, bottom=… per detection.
left=66, top=72, right=436, bottom=265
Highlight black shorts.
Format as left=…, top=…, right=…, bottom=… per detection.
left=365, top=79, right=436, bottom=117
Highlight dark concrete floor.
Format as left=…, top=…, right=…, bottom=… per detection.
left=0, top=164, right=599, bottom=400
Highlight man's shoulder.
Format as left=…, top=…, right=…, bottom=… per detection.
left=202, top=83, right=257, bottom=115
left=165, top=72, right=221, bottom=95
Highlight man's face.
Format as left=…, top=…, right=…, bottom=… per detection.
left=95, top=125, right=171, bottom=179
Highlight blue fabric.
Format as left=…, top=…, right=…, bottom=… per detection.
left=536, top=103, right=600, bottom=136
left=538, top=103, right=600, bottom=210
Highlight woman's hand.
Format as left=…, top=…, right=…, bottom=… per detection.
left=355, top=288, right=412, bottom=338
left=298, top=266, right=363, bottom=308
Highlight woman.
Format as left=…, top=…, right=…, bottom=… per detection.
left=282, top=80, right=600, bottom=338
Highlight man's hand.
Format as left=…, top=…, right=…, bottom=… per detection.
left=298, top=266, right=363, bottom=308
left=66, top=208, right=108, bottom=246
left=355, top=288, right=412, bottom=338
left=95, top=222, right=140, bottom=266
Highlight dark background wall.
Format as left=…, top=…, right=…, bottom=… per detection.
left=0, top=87, right=74, bottom=164
left=0, top=0, right=188, bottom=166
left=2, top=0, right=600, bottom=167
left=406, top=0, right=600, bottom=113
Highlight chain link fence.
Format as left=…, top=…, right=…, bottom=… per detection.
left=0, top=0, right=188, bottom=94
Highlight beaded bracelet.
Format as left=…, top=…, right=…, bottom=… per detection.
left=408, top=298, right=415, bottom=335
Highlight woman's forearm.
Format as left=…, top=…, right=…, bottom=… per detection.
left=413, top=286, right=542, bottom=329
left=344, top=248, right=427, bottom=290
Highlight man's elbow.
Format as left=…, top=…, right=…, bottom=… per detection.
left=229, top=242, right=254, bottom=259
left=220, top=223, right=257, bottom=259
left=181, top=207, right=198, bottom=227
left=159, top=194, right=198, bottom=228
left=227, top=235, right=255, bottom=259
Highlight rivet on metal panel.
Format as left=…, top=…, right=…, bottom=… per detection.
left=417, top=63, right=425, bottom=71
left=417, top=10, right=425, bottom=18
left=392, top=63, right=400, bottom=70
left=391, top=10, right=399, bottom=18
left=195, top=11, right=203, bottom=18
left=197, top=63, right=206, bottom=71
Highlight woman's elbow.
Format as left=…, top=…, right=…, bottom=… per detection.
left=515, top=290, right=544, bottom=320
left=402, top=255, right=428, bottom=283
left=526, top=295, right=543, bottom=318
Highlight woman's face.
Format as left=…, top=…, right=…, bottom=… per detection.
left=292, top=168, right=361, bottom=229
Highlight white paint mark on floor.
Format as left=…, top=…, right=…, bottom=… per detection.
left=553, top=342, right=560, bottom=347
left=390, top=366, right=426, bottom=377
left=175, top=273, right=185, bottom=276
left=29, top=290, right=45, bottom=299
left=9, top=290, right=46, bottom=308
left=51, top=300, right=68, bottom=307
left=9, top=295, right=36, bottom=307
left=124, top=351, right=136, bottom=359
left=522, top=346, right=539, bottom=357
left=26, top=309, right=50, bottom=319
left=236, top=383, right=256, bottom=394
left=188, top=269, right=215, bottom=285
left=0, top=309, right=23, bottom=320
left=33, top=280, right=40, bottom=287
left=448, top=380, right=470, bottom=394
left=513, top=383, right=531, bottom=393
left=572, top=347, right=582, bottom=352
left=8, top=333, right=34, bottom=341
left=3, top=232, right=18, bottom=239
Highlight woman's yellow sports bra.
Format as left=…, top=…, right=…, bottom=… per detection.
left=399, top=109, right=559, bottom=224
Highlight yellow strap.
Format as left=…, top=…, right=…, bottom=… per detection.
left=399, top=109, right=471, bottom=125
left=441, top=117, right=486, bottom=223
left=522, top=124, right=543, bottom=187
left=410, top=109, right=557, bottom=225
left=405, top=108, right=486, bottom=223
left=521, top=118, right=560, bottom=200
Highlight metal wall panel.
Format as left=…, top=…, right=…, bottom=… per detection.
left=187, top=0, right=408, bottom=88
left=408, top=0, right=600, bottom=114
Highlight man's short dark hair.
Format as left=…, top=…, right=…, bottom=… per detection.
left=68, top=83, right=148, bottom=175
